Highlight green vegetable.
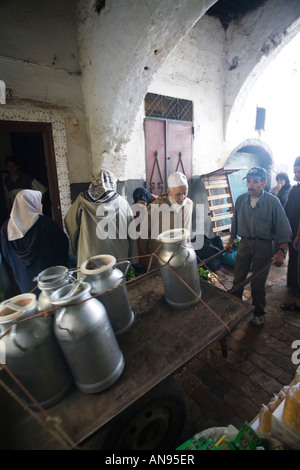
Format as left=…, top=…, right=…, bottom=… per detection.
left=126, top=265, right=136, bottom=281
left=232, top=237, right=240, bottom=249
left=198, top=267, right=209, bottom=280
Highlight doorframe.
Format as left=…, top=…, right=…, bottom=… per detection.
left=144, top=117, right=193, bottom=195
left=0, top=120, right=62, bottom=227
left=0, top=108, right=72, bottom=228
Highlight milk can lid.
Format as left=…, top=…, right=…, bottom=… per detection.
left=0, top=294, right=37, bottom=324
left=157, top=228, right=189, bottom=243
left=36, top=265, right=69, bottom=287
left=80, top=254, right=116, bottom=275
left=50, top=280, right=90, bottom=305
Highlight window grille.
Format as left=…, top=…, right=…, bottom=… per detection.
left=145, top=93, right=193, bottom=122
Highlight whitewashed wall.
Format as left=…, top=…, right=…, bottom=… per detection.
left=1, top=0, right=300, bottom=196
left=0, top=0, right=91, bottom=189
left=125, top=0, right=300, bottom=181
left=76, top=0, right=216, bottom=178
left=125, top=15, right=226, bottom=179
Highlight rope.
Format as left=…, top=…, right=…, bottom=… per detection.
left=0, top=247, right=233, bottom=447
left=2, top=249, right=232, bottom=336
left=0, top=364, right=78, bottom=450
left=228, top=259, right=276, bottom=294
left=196, top=254, right=229, bottom=291
left=153, top=251, right=231, bottom=334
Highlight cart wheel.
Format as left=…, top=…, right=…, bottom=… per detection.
left=91, top=378, right=188, bottom=450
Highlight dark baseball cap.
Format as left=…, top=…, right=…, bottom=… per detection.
left=243, top=166, right=267, bottom=180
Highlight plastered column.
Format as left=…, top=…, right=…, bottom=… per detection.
left=76, top=0, right=216, bottom=179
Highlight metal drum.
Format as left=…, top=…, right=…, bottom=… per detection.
left=80, top=255, right=134, bottom=335
left=50, top=281, right=124, bottom=394
left=37, top=265, right=74, bottom=312
left=0, top=293, right=72, bottom=408
left=157, top=228, right=201, bottom=308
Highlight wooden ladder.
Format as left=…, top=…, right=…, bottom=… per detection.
left=202, top=169, right=236, bottom=244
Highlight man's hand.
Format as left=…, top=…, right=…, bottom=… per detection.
left=273, top=182, right=283, bottom=195
left=272, top=250, right=285, bottom=266
left=293, top=236, right=299, bottom=250
left=224, top=243, right=233, bottom=254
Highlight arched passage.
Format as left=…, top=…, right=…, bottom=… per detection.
left=76, top=0, right=300, bottom=181
left=226, top=139, right=273, bottom=202
left=225, top=14, right=300, bottom=149
left=76, top=0, right=216, bottom=177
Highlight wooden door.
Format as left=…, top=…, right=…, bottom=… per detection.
left=145, top=119, right=192, bottom=196
left=145, top=119, right=166, bottom=196
left=166, top=121, right=192, bottom=185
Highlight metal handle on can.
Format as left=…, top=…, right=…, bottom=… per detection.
left=56, top=308, right=72, bottom=335
left=184, top=251, right=190, bottom=267
left=114, top=260, right=130, bottom=279
left=11, top=323, right=27, bottom=351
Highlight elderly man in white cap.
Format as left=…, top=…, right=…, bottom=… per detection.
left=139, top=171, right=193, bottom=268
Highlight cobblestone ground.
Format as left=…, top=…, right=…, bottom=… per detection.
left=175, top=261, right=300, bottom=445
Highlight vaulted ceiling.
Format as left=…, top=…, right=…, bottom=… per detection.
left=206, top=0, right=267, bottom=29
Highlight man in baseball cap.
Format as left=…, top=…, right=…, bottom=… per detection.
left=242, top=166, right=268, bottom=181
left=224, top=165, right=291, bottom=326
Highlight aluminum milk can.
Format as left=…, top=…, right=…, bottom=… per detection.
left=37, top=265, right=74, bottom=312
left=80, top=255, right=134, bottom=335
left=157, top=228, right=202, bottom=308
left=50, top=280, right=125, bottom=394
left=0, top=293, right=72, bottom=408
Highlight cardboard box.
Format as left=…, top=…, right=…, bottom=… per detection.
left=271, top=400, right=300, bottom=450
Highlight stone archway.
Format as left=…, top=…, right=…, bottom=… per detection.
left=226, top=138, right=273, bottom=202
left=224, top=1, right=300, bottom=142
left=76, top=0, right=216, bottom=177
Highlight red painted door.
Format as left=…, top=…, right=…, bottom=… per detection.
left=145, top=119, right=192, bottom=196
left=145, top=119, right=166, bottom=196
left=166, top=121, right=192, bottom=185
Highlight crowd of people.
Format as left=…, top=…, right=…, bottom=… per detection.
left=1, top=158, right=300, bottom=328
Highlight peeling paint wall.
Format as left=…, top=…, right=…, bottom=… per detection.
left=0, top=0, right=91, bottom=187
left=76, top=0, right=216, bottom=178
left=145, top=15, right=226, bottom=177
left=1, top=0, right=300, bottom=203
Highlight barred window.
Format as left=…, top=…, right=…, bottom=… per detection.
left=145, top=93, right=193, bottom=122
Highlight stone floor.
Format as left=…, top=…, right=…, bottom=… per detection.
left=174, top=260, right=300, bottom=446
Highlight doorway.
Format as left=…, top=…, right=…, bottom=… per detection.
left=144, top=93, right=193, bottom=196
left=0, top=120, right=63, bottom=229
left=145, top=119, right=193, bottom=196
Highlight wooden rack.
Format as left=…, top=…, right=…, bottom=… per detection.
left=200, top=168, right=240, bottom=244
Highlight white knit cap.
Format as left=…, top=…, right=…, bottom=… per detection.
left=168, top=171, right=188, bottom=188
